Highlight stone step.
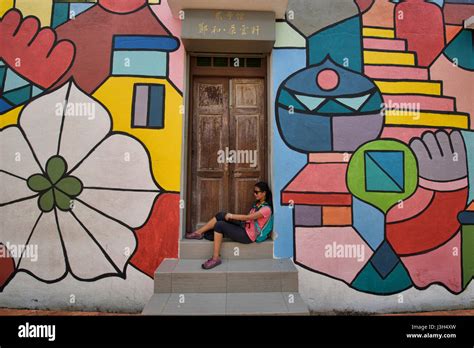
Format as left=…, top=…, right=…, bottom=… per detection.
left=154, top=258, right=298, bottom=293
left=382, top=94, right=456, bottom=112
left=179, top=239, right=273, bottom=259
left=363, top=37, right=406, bottom=51
left=142, top=292, right=310, bottom=316
left=363, top=27, right=395, bottom=39
left=364, top=50, right=416, bottom=66
left=364, top=65, right=428, bottom=80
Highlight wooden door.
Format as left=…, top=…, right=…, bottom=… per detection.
left=190, top=77, right=266, bottom=230
left=229, top=78, right=266, bottom=216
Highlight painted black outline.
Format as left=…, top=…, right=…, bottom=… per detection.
left=56, top=81, right=73, bottom=156
left=0, top=169, right=27, bottom=181
left=15, top=211, right=43, bottom=270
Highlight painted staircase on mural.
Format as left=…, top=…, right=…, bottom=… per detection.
left=281, top=11, right=473, bottom=296
left=142, top=239, right=310, bottom=315
left=362, top=26, right=470, bottom=134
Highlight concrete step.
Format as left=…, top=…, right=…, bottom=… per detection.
left=363, top=27, right=395, bottom=39
left=142, top=292, right=310, bottom=316
left=154, top=258, right=298, bottom=293
left=363, top=37, right=406, bottom=51
left=179, top=239, right=273, bottom=259
left=364, top=65, right=428, bottom=80
left=364, top=50, right=416, bottom=66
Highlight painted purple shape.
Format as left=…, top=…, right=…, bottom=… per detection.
left=332, top=113, right=383, bottom=152
left=133, top=85, right=149, bottom=127
left=295, top=205, right=322, bottom=226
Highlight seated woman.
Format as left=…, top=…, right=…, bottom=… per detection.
left=185, top=181, right=273, bottom=270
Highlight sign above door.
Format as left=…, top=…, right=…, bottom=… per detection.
left=181, top=10, right=276, bottom=53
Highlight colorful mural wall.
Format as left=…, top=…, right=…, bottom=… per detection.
left=1, top=0, right=473, bottom=313
left=0, top=0, right=182, bottom=311
left=273, top=0, right=474, bottom=297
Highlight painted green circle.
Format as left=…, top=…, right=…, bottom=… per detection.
left=347, top=140, right=418, bottom=213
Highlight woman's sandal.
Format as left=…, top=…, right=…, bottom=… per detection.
left=185, top=231, right=203, bottom=240
left=202, top=257, right=222, bottom=269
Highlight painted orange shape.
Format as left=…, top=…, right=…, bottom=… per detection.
left=322, top=206, right=352, bottom=226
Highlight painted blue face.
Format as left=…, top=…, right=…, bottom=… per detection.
left=276, top=57, right=384, bottom=153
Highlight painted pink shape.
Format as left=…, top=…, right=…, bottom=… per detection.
left=363, top=38, right=406, bottom=51
left=382, top=94, right=455, bottom=112
left=98, top=0, right=147, bottom=13
left=152, top=0, right=184, bottom=91
left=364, top=65, right=428, bottom=80
left=381, top=127, right=451, bottom=143
left=284, top=163, right=349, bottom=193
left=317, top=69, right=339, bottom=90
left=430, top=54, right=474, bottom=128
left=387, top=187, right=434, bottom=223
left=401, top=231, right=462, bottom=293
left=295, top=226, right=373, bottom=284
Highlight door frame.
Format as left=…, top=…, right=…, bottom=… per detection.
left=182, top=53, right=270, bottom=235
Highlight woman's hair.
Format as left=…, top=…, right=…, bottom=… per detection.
left=255, top=181, right=273, bottom=210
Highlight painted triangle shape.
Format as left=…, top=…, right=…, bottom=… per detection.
left=3, top=85, right=32, bottom=105
left=336, top=94, right=371, bottom=111
left=295, top=94, right=325, bottom=111
left=32, top=86, right=43, bottom=97
left=365, top=155, right=403, bottom=192
left=317, top=99, right=353, bottom=114
left=368, top=151, right=404, bottom=189
left=4, top=69, right=30, bottom=92
left=279, top=89, right=306, bottom=110
left=360, top=92, right=383, bottom=112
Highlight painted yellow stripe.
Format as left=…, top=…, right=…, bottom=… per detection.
left=364, top=50, right=415, bottom=66
left=375, top=80, right=442, bottom=95
left=363, top=27, right=395, bottom=38
left=385, top=111, right=469, bottom=129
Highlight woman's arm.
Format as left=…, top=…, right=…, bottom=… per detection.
left=225, top=211, right=264, bottom=221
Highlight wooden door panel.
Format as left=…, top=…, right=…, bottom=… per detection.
left=234, top=82, right=258, bottom=108
left=197, top=115, right=223, bottom=171
left=229, top=78, right=265, bottom=215
left=233, top=178, right=261, bottom=215
left=234, top=114, right=260, bottom=172
left=191, top=77, right=229, bottom=229
left=197, top=177, right=224, bottom=225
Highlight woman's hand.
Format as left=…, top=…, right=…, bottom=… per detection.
left=225, top=213, right=232, bottom=221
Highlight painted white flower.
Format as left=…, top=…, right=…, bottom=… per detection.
left=0, top=81, right=160, bottom=283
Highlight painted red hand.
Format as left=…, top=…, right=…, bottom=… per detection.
left=0, top=9, right=75, bottom=89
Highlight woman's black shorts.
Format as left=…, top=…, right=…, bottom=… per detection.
left=213, top=211, right=252, bottom=244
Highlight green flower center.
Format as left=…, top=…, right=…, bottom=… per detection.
left=27, top=156, right=83, bottom=212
